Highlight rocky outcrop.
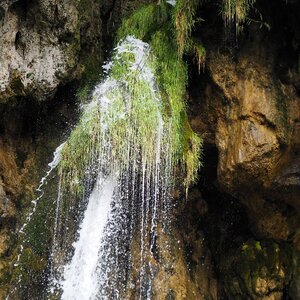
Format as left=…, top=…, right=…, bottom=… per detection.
left=0, top=0, right=102, bottom=102
left=222, top=240, right=298, bottom=300
left=188, top=1, right=300, bottom=298
left=190, top=1, right=300, bottom=246
left=205, top=48, right=300, bottom=244
left=0, top=0, right=299, bottom=299
left=0, top=93, right=79, bottom=296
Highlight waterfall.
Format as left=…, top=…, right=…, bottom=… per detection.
left=47, top=36, right=176, bottom=299
left=61, top=175, right=117, bottom=300
left=45, top=35, right=201, bottom=299
left=8, top=34, right=200, bottom=299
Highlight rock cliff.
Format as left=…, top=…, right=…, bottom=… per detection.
left=0, top=0, right=299, bottom=299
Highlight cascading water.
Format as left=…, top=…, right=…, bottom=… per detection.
left=11, top=33, right=201, bottom=299
left=61, top=175, right=117, bottom=300
left=50, top=36, right=177, bottom=300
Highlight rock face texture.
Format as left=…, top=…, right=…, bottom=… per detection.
left=189, top=1, right=300, bottom=298
left=0, top=94, right=78, bottom=297
left=205, top=48, right=300, bottom=244
left=0, top=0, right=102, bottom=102
left=0, top=0, right=299, bottom=299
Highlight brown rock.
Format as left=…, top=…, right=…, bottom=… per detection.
left=209, top=52, right=288, bottom=193
left=191, top=45, right=300, bottom=242
left=0, top=230, right=10, bottom=257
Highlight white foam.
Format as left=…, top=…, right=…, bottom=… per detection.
left=61, top=175, right=117, bottom=300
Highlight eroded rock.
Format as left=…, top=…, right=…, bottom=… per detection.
left=222, top=240, right=295, bottom=300
left=191, top=39, right=300, bottom=245
left=209, top=52, right=288, bottom=193
left=0, top=0, right=102, bottom=102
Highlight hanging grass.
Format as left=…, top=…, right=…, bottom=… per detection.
left=222, top=0, right=256, bottom=32
left=59, top=1, right=203, bottom=194
left=116, top=3, right=169, bottom=42
left=191, top=39, right=206, bottom=72
left=117, top=1, right=204, bottom=189
left=173, top=0, right=202, bottom=57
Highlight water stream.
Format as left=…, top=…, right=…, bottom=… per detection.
left=61, top=175, right=117, bottom=300
left=35, top=36, right=176, bottom=300
left=13, top=36, right=184, bottom=299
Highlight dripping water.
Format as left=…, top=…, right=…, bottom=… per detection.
left=49, top=37, right=177, bottom=299
left=7, top=142, right=65, bottom=299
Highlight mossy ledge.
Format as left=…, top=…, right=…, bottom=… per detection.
left=59, top=1, right=203, bottom=195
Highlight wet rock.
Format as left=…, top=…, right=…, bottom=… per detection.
left=125, top=190, right=218, bottom=300
left=222, top=240, right=294, bottom=300
left=190, top=37, right=300, bottom=244
left=0, top=183, right=16, bottom=220
left=273, top=157, right=300, bottom=213
left=208, top=52, right=288, bottom=194
left=0, top=0, right=102, bottom=102
left=0, top=230, right=11, bottom=257
left=290, top=272, right=300, bottom=300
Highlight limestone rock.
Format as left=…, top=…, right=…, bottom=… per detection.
left=0, top=0, right=102, bottom=102
left=191, top=41, right=300, bottom=243
left=209, top=52, right=288, bottom=193
left=0, top=230, right=11, bottom=257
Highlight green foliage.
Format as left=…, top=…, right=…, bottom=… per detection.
left=59, top=104, right=100, bottom=194
left=173, top=0, right=201, bottom=56
left=117, top=3, right=169, bottom=42
left=60, top=1, right=203, bottom=194
left=118, top=1, right=203, bottom=187
left=150, top=29, right=202, bottom=188
left=150, top=28, right=187, bottom=123
left=59, top=41, right=166, bottom=193
left=190, top=39, right=206, bottom=72
left=221, top=0, right=256, bottom=32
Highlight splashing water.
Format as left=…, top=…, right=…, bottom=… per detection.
left=8, top=26, right=202, bottom=299
left=7, top=142, right=65, bottom=299
left=166, top=0, right=176, bottom=6
left=47, top=37, right=178, bottom=299
left=44, top=34, right=200, bottom=300
left=61, top=175, right=117, bottom=300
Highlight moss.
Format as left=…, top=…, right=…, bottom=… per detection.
left=173, top=0, right=201, bottom=56
left=59, top=103, right=100, bottom=194
left=191, top=40, right=206, bottom=72
left=222, top=239, right=294, bottom=299
left=71, top=47, right=103, bottom=103
left=12, top=248, right=46, bottom=283
left=118, top=3, right=203, bottom=190
left=72, top=0, right=103, bottom=103
left=117, top=3, right=170, bottom=42
left=60, top=1, right=203, bottom=195
left=23, top=195, right=55, bottom=256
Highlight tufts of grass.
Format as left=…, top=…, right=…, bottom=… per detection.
left=59, top=1, right=204, bottom=195
left=173, top=0, right=201, bottom=57
left=221, top=0, right=256, bottom=32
